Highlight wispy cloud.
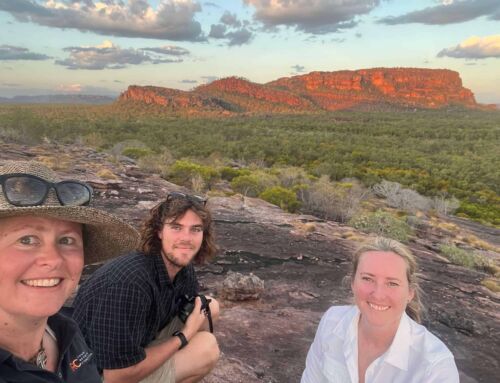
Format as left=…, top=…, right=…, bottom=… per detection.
left=245, top=0, right=380, bottom=34
left=0, top=0, right=204, bottom=41
left=379, top=0, right=500, bottom=25
left=0, top=44, right=51, bottom=60
left=142, top=45, right=190, bottom=56
left=55, top=40, right=185, bottom=70
left=438, top=35, right=500, bottom=59
left=209, top=11, right=253, bottom=45
left=180, top=79, right=198, bottom=83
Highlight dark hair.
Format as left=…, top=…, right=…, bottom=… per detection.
left=139, top=197, right=217, bottom=264
left=349, top=237, right=424, bottom=323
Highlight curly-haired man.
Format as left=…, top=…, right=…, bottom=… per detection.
left=74, top=192, right=220, bottom=383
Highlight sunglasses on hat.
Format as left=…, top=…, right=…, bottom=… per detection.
left=0, top=173, right=93, bottom=207
left=166, top=191, right=207, bottom=206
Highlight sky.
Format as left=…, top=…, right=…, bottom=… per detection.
left=0, top=0, right=499, bottom=103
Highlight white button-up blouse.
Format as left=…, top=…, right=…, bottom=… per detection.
left=301, top=305, right=459, bottom=383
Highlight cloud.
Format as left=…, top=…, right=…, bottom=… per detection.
left=291, top=64, right=305, bottom=73
left=55, top=40, right=185, bottom=70
left=142, top=45, right=190, bottom=56
left=437, top=35, right=500, bottom=59
left=0, top=0, right=204, bottom=41
left=379, top=0, right=500, bottom=25
left=180, top=79, right=198, bottom=83
left=244, top=0, right=380, bottom=34
left=201, top=75, right=218, bottom=83
left=0, top=44, right=51, bottom=60
left=220, top=11, right=241, bottom=27
left=209, top=11, right=253, bottom=45
left=209, top=23, right=227, bottom=39
left=56, top=83, right=83, bottom=93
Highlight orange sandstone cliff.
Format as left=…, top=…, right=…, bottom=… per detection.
left=117, top=68, right=480, bottom=113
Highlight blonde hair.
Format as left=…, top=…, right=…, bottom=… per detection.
left=350, top=237, right=424, bottom=323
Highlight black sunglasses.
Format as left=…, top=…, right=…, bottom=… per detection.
left=0, top=173, right=93, bottom=207
left=166, top=191, right=207, bottom=206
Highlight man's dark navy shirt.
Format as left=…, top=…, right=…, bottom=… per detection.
left=73, top=251, right=198, bottom=370
left=0, top=313, right=101, bottom=383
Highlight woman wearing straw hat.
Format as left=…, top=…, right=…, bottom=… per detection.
left=0, top=160, right=139, bottom=383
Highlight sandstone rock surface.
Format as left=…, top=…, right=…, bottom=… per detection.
left=220, top=271, right=265, bottom=301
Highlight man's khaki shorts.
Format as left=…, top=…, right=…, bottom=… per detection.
left=139, top=318, right=183, bottom=383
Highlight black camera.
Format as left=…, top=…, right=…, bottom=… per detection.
left=177, top=294, right=212, bottom=324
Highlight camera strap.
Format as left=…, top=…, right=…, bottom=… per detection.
left=200, top=295, right=214, bottom=333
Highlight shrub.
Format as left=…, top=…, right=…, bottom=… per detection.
left=274, top=166, right=311, bottom=188
left=168, top=160, right=219, bottom=190
left=122, top=147, right=153, bottom=159
left=349, top=210, right=413, bottom=242
left=303, top=176, right=369, bottom=223
left=220, top=166, right=250, bottom=181
left=439, top=244, right=497, bottom=274
left=97, top=168, right=118, bottom=180
left=372, top=180, right=431, bottom=213
left=231, top=174, right=262, bottom=197
left=406, top=215, right=425, bottom=230
left=432, top=194, right=460, bottom=216
left=109, top=139, right=149, bottom=157
left=230, top=171, right=278, bottom=197
left=481, top=278, right=500, bottom=293
left=137, top=147, right=175, bottom=176
left=259, top=186, right=301, bottom=213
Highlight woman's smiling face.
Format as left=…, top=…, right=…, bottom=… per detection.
left=0, top=216, right=84, bottom=320
left=352, top=250, right=415, bottom=329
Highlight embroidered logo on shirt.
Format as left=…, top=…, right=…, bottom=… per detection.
left=69, top=351, right=93, bottom=372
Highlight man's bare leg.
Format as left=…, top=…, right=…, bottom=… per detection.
left=174, top=331, right=220, bottom=383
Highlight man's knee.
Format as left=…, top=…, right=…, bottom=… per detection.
left=173, top=331, right=219, bottom=382
left=192, top=331, right=220, bottom=371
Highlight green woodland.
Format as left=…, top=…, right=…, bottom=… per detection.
left=0, top=104, right=499, bottom=226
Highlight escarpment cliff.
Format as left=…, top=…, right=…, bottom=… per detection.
left=268, top=68, right=477, bottom=110
left=117, top=68, right=481, bottom=113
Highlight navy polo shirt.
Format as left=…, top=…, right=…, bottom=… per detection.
left=0, top=313, right=101, bottom=383
left=73, top=251, right=199, bottom=370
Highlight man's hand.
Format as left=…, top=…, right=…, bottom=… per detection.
left=182, top=297, right=207, bottom=340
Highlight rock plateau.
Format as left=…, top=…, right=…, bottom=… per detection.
left=117, top=68, right=484, bottom=113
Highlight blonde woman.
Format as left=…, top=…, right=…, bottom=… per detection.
left=301, top=237, right=459, bottom=383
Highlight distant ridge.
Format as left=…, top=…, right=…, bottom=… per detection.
left=0, top=94, right=115, bottom=104
left=117, top=68, right=493, bottom=113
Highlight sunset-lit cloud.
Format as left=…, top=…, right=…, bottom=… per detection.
left=0, top=0, right=204, bottom=41
left=0, top=45, right=51, bottom=60
left=245, top=0, right=380, bottom=34
left=438, top=35, right=500, bottom=59
left=0, top=1, right=499, bottom=103
left=56, top=83, right=83, bottom=93
left=379, top=0, right=500, bottom=25
left=55, top=40, right=185, bottom=70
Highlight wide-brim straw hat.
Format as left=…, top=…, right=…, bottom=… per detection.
left=0, top=160, right=139, bottom=264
